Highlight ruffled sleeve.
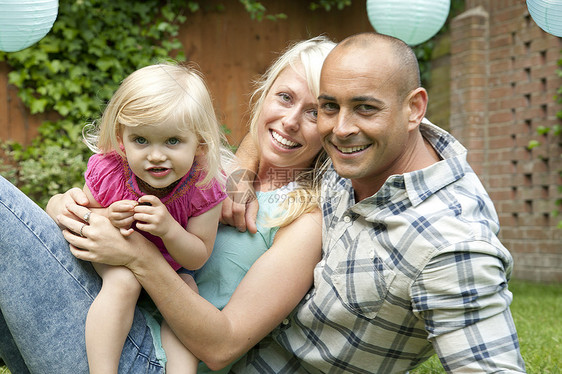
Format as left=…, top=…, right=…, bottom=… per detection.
left=85, top=152, right=130, bottom=207
left=188, top=176, right=227, bottom=217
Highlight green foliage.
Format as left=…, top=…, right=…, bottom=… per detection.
left=414, top=42, right=435, bottom=86
left=14, top=146, right=87, bottom=208
left=0, top=0, right=467, bottom=208
left=527, top=52, right=562, bottom=227
left=239, top=0, right=287, bottom=21
left=508, top=280, right=562, bottom=373
left=553, top=60, right=562, bottom=228
left=414, top=0, right=465, bottom=86
left=309, top=0, right=352, bottom=11
left=0, top=0, right=192, bottom=207
left=411, top=279, right=562, bottom=373
left=238, top=0, right=353, bottom=21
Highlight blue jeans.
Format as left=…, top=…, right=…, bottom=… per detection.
left=0, top=177, right=164, bottom=373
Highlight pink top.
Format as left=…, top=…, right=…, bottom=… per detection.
left=85, top=152, right=227, bottom=271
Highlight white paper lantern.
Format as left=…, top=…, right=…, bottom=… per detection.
left=527, top=0, right=562, bottom=37
left=0, top=0, right=59, bottom=53
left=366, top=0, right=450, bottom=46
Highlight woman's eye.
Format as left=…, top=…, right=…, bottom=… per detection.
left=134, top=137, right=148, bottom=145
left=167, top=137, right=180, bottom=145
left=305, top=108, right=318, bottom=121
left=278, top=93, right=291, bottom=102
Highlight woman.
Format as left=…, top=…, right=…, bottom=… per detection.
left=0, top=36, right=334, bottom=373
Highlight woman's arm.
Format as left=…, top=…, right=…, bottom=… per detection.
left=59, top=204, right=322, bottom=370
left=150, top=209, right=322, bottom=369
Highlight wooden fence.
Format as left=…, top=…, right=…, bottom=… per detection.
left=0, top=0, right=374, bottom=147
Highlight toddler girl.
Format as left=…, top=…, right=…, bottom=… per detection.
left=81, top=62, right=229, bottom=373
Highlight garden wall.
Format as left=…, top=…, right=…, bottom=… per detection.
left=0, top=0, right=560, bottom=282
left=451, top=0, right=562, bottom=282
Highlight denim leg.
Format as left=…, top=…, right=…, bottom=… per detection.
left=0, top=308, right=29, bottom=374
left=0, top=177, right=164, bottom=373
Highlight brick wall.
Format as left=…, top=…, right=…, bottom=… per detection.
left=450, top=0, right=562, bottom=282
left=426, top=34, right=451, bottom=132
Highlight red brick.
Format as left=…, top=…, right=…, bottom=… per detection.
left=451, top=1, right=561, bottom=282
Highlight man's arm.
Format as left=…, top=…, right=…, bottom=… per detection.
left=413, top=245, right=526, bottom=372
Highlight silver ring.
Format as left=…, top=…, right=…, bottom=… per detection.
left=83, top=211, right=91, bottom=223
left=80, top=223, right=86, bottom=237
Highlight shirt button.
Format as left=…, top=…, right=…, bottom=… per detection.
left=282, top=319, right=290, bottom=325
left=305, top=294, right=311, bottom=300
left=343, top=216, right=351, bottom=223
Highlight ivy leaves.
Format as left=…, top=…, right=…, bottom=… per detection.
left=2, top=0, right=189, bottom=121
left=0, top=0, right=190, bottom=206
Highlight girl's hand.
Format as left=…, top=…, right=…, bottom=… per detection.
left=108, top=200, right=137, bottom=236
left=134, top=195, right=174, bottom=237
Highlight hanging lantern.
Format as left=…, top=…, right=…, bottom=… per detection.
left=0, top=0, right=59, bottom=53
left=526, top=0, right=562, bottom=37
left=366, top=0, right=450, bottom=46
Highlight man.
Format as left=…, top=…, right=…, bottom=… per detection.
left=227, top=32, right=525, bottom=373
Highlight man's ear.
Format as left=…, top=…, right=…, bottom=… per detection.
left=406, top=87, right=428, bottom=131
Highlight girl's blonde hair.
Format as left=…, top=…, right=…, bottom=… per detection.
left=84, top=62, right=231, bottom=186
left=248, top=36, right=335, bottom=227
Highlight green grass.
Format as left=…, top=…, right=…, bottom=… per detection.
left=0, top=280, right=560, bottom=373
left=411, top=279, right=562, bottom=373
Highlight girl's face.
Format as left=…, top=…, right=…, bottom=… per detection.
left=120, top=121, right=199, bottom=191
left=256, top=64, right=323, bottom=172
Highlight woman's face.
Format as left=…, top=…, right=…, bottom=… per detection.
left=256, top=64, right=323, bottom=172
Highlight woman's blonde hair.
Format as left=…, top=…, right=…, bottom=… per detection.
left=84, top=62, right=231, bottom=186
left=248, top=36, right=335, bottom=227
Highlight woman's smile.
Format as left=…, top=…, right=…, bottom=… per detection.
left=270, top=129, right=301, bottom=150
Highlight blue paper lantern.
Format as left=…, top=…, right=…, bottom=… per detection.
left=366, top=0, right=450, bottom=46
left=527, top=0, right=562, bottom=37
left=0, top=0, right=59, bottom=53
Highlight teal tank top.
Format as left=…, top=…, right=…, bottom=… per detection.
left=196, top=188, right=287, bottom=310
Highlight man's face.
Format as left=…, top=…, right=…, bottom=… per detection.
left=317, top=45, right=412, bottom=197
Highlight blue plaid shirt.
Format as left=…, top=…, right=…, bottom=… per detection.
left=232, top=120, right=525, bottom=373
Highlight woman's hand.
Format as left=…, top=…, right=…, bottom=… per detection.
left=46, top=188, right=90, bottom=227
left=57, top=202, right=155, bottom=269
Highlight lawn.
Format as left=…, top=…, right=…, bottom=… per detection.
left=411, top=279, right=561, bottom=373
left=0, top=279, right=560, bottom=373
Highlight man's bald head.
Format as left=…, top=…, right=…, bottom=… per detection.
left=325, top=32, right=421, bottom=101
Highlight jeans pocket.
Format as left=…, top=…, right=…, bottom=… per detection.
left=332, top=256, right=396, bottom=319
